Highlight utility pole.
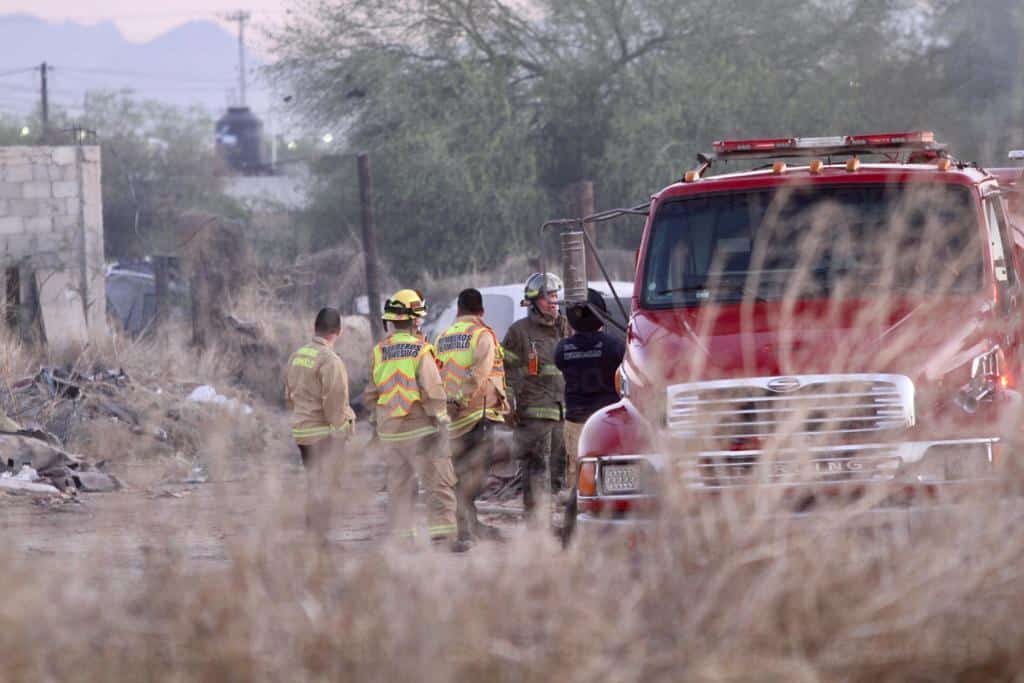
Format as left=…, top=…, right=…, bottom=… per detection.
left=153, top=256, right=169, bottom=331
left=39, top=62, right=49, bottom=144
left=225, top=10, right=251, bottom=106
left=567, top=180, right=599, bottom=285
left=357, top=154, right=383, bottom=341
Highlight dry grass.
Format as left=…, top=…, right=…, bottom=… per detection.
left=3, top=479, right=1024, bottom=681
left=3, top=182, right=1023, bottom=681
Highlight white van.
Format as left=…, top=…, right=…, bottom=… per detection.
left=424, top=280, right=634, bottom=343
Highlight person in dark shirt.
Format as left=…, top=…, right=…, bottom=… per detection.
left=554, top=288, right=626, bottom=492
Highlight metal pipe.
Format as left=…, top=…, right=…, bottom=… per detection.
left=579, top=227, right=629, bottom=324
left=539, top=204, right=648, bottom=287
left=560, top=229, right=588, bottom=304
left=538, top=202, right=649, bottom=319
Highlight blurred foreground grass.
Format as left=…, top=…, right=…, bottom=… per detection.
left=3, top=466, right=1024, bottom=681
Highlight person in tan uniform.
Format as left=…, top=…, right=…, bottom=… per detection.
left=284, top=307, right=355, bottom=534
left=363, top=289, right=468, bottom=553
left=435, top=288, right=509, bottom=543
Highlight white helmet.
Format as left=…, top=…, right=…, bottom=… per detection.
left=522, top=272, right=563, bottom=306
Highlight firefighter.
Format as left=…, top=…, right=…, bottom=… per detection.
left=364, top=289, right=467, bottom=552
left=502, top=272, right=570, bottom=521
left=284, top=307, right=356, bottom=535
left=435, top=288, right=509, bottom=543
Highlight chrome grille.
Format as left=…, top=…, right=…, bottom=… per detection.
left=685, top=445, right=903, bottom=488
left=666, top=374, right=915, bottom=446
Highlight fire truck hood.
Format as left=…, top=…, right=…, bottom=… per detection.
left=627, top=296, right=994, bottom=386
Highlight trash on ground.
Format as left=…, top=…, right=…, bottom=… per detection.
left=0, top=476, right=60, bottom=495
left=72, top=470, right=122, bottom=493
left=1, top=464, right=40, bottom=482
left=0, top=434, right=119, bottom=494
left=186, top=385, right=254, bottom=415
left=184, top=462, right=209, bottom=484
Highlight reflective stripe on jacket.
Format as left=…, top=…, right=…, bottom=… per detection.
left=284, top=337, right=355, bottom=446
left=502, top=309, right=569, bottom=421
left=436, top=319, right=486, bottom=399
left=365, top=330, right=449, bottom=442
left=371, top=331, right=432, bottom=418
left=436, top=316, right=509, bottom=438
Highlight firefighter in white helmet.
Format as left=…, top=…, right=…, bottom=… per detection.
left=501, top=273, right=570, bottom=521
left=363, top=289, right=468, bottom=552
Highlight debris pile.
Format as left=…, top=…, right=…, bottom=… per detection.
left=0, top=355, right=280, bottom=500
left=0, top=366, right=145, bottom=495
left=4, top=366, right=136, bottom=444
left=0, top=434, right=120, bottom=494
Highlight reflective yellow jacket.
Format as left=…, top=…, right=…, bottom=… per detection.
left=435, top=315, right=509, bottom=438
left=364, top=330, right=448, bottom=442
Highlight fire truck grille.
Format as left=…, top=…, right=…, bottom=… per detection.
left=666, top=374, right=915, bottom=447
left=685, top=446, right=903, bottom=486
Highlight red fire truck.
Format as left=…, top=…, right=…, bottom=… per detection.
left=566, top=132, right=1024, bottom=538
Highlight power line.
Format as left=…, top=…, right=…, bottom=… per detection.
left=54, top=66, right=235, bottom=84
left=0, top=82, right=77, bottom=97
left=0, top=66, right=38, bottom=78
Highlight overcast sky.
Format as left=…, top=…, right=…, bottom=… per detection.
left=3, top=1, right=289, bottom=43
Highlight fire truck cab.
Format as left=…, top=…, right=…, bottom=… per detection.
left=573, top=132, right=1024, bottom=536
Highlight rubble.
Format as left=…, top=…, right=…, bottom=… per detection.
left=72, top=470, right=121, bottom=493
left=0, top=433, right=120, bottom=493
left=4, top=366, right=136, bottom=440
left=0, top=477, right=60, bottom=495
left=0, top=365, right=140, bottom=495
left=2, top=464, right=41, bottom=482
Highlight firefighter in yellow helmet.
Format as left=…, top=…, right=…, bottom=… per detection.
left=435, top=288, right=509, bottom=543
left=363, top=289, right=467, bottom=552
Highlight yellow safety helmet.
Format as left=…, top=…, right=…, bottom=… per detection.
left=382, top=289, right=427, bottom=321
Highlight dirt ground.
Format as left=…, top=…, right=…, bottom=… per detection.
left=0, top=453, right=526, bottom=580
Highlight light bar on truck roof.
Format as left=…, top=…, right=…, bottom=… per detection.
left=711, top=131, right=943, bottom=161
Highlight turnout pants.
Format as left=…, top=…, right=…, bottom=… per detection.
left=513, top=418, right=563, bottom=516
left=384, top=433, right=458, bottom=540
left=563, top=420, right=585, bottom=492
left=451, top=420, right=497, bottom=541
left=296, top=434, right=348, bottom=537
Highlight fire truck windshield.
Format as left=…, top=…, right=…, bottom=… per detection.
left=642, top=183, right=982, bottom=308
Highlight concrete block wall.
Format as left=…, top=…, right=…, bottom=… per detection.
left=0, top=146, right=107, bottom=342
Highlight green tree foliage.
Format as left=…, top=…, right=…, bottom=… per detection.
left=271, top=0, right=1024, bottom=275
left=79, top=92, right=241, bottom=259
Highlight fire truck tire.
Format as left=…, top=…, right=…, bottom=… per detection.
left=560, top=490, right=578, bottom=549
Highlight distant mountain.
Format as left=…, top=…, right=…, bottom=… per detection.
left=0, top=13, right=270, bottom=119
